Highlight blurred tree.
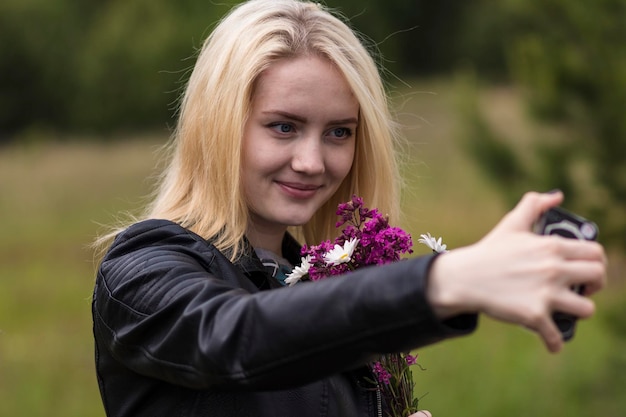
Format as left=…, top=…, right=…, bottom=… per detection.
left=0, top=0, right=84, bottom=138
left=75, top=0, right=182, bottom=131
left=0, top=0, right=471, bottom=137
left=73, top=0, right=238, bottom=133
left=458, top=0, right=626, bottom=248
left=324, top=0, right=471, bottom=77
left=0, top=0, right=236, bottom=137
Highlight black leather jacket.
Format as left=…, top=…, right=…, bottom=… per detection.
left=92, top=219, right=477, bottom=416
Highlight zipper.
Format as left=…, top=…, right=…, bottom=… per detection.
left=376, top=381, right=383, bottom=417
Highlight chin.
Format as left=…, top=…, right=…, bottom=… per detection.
left=284, top=216, right=313, bottom=227
left=279, top=211, right=316, bottom=227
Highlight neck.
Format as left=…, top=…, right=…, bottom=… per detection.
left=245, top=227, right=286, bottom=256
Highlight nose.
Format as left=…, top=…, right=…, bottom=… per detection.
left=291, top=135, right=325, bottom=175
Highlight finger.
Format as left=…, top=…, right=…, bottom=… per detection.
left=534, top=315, right=565, bottom=353
left=553, top=237, right=606, bottom=263
left=554, top=260, right=606, bottom=295
left=551, top=291, right=596, bottom=319
left=539, top=236, right=607, bottom=293
left=495, top=191, right=564, bottom=233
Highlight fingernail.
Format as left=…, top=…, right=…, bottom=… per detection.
left=546, top=189, right=562, bottom=194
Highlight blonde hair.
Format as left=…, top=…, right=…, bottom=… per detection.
left=99, top=0, right=402, bottom=260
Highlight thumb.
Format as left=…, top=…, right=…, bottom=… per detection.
left=409, top=411, right=432, bottom=417
left=493, top=191, right=563, bottom=234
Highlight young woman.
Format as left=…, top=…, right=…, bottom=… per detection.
left=92, top=1, right=606, bottom=416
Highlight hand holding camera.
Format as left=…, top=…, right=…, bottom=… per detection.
left=534, top=206, right=599, bottom=341
left=428, top=191, right=606, bottom=353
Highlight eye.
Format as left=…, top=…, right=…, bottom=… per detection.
left=269, top=122, right=294, bottom=134
left=328, top=127, right=352, bottom=139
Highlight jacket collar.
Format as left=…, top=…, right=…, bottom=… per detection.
left=230, top=233, right=302, bottom=291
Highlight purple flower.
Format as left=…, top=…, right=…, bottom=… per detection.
left=300, top=195, right=414, bottom=278
left=293, top=196, right=424, bottom=417
left=405, top=353, right=418, bottom=366
left=372, top=361, right=392, bottom=385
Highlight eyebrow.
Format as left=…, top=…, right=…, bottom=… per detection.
left=262, top=110, right=358, bottom=125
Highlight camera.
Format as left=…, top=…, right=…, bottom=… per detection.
left=534, top=206, right=599, bottom=341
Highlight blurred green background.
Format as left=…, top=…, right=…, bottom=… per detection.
left=1, top=0, right=624, bottom=416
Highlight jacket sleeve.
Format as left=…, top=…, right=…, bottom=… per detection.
left=93, top=220, right=477, bottom=391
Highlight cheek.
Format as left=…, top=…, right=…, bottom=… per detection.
left=328, top=146, right=355, bottom=181
left=241, top=129, right=280, bottom=175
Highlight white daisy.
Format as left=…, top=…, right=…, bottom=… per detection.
left=418, top=233, right=448, bottom=253
left=323, top=238, right=359, bottom=266
left=285, top=255, right=312, bottom=286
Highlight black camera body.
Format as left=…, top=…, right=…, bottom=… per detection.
left=534, top=206, right=599, bottom=341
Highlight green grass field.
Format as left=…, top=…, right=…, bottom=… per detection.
left=1, top=80, right=623, bottom=416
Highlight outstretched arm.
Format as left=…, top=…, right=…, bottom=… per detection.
left=427, top=191, right=607, bottom=353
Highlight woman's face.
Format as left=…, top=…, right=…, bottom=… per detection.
left=242, top=55, right=358, bottom=238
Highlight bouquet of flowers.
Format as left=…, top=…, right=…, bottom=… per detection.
left=285, top=195, right=447, bottom=417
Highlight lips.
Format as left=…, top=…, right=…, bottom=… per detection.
left=276, top=181, right=322, bottom=199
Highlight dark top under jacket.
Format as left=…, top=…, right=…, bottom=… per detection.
left=92, top=219, right=477, bottom=416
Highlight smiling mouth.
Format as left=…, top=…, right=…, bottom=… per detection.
left=279, top=181, right=321, bottom=190
left=276, top=181, right=322, bottom=198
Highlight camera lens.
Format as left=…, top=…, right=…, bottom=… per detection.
left=581, top=222, right=597, bottom=240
